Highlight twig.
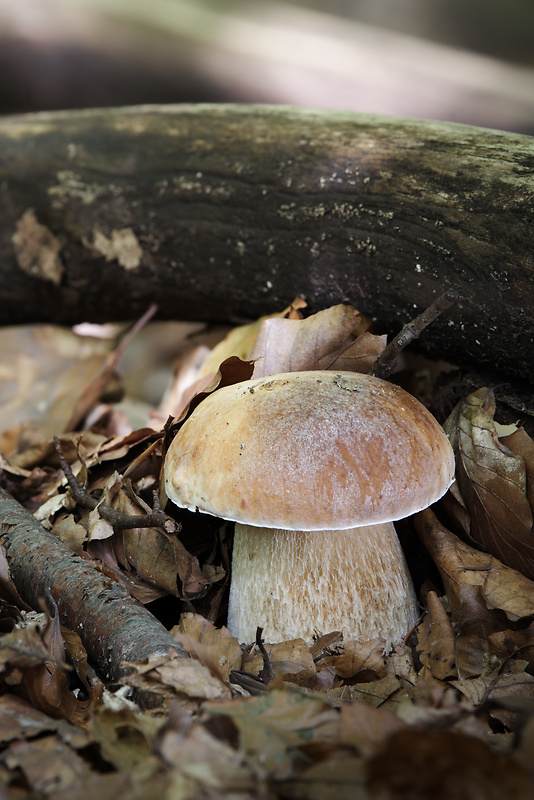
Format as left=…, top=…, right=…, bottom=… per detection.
left=63, top=303, right=158, bottom=432
left=256, top=626, right=274, bottom=685
left=53, top=436, right=180, bottom=534
left=370, top=290, right=459, bottom=379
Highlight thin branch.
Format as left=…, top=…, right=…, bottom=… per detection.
left=370, top=290, right=459, bottom=379
left=53, top=436, right=180, bottom=534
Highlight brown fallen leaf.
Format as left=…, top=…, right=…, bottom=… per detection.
left=366, top=727, right=534, bottom=800
left=278, top=758, right=368, bottom=800
left=153, top=704, right=255, bottom=794
left=2, top=733, right=92, bottom=794
left=452, top=672, right=534, bottom=731
left=199, top=296, right=307, bottom=378
left=86, top=705, right=162, bottom=780
left=242, top=638, right=317, bottom=686
left=123, top=651, right=231, bottom=702
left=327, top=637, right=388, bottom=681
left=415, top=508, right=534, bottom=622
left=330, top=675, right=403, bottom=708
left=338, top=702, right=406, bottom=757
left=416, top=591, right=457, bottom=681
left=207, top=687, right=340, bottom=780
left=488, top=624, right=534, bottom=673
left=173, top=613, right=242, bottom=683
left=0, top=610, right=89, bottom=725
left=249, top=304, right=384, bottom=378
left=501, top=427, right=534, bottom=512
left=444, top=388, right=534, bottom=578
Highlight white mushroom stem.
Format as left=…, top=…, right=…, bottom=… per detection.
left=227, top=522, right=418, bottom=649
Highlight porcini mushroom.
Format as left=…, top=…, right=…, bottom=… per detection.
left=163, top=370, right=454, bottom=648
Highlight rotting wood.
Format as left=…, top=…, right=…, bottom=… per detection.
left=0, top=104, right=533, bottom=385
left=0, top=487, right=186, bottom=680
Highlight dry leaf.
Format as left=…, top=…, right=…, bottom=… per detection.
left=338, top=702, right=406, bottom=757
left=330, top=675, right=402, bottom=707
left=249, top=304, right=384, bottom=378
left=173, top=613, right=242, bottom=683
left=415, top=508, right=534, bottom=621
left=329, top=638, right=387, bottom=680
left=154, top=705, right=254, bottom=794
left=367, top=727, right=533, bottom=799
left=0, top=326, right=113, bottom=455
left=278, top=758, right=367, bottom=800
left=208, top=688, right=340, bottom=779
left=123, top=651, right=231, bottom=701
left=501, top=427, right=534, bottom=511
left=242, top=638, right=317, bottom=686
left=199, top=297, right=307, bottom=377
left=445, top=389, right=534, bottom=578
left=416, top=591, right=456, bottom=680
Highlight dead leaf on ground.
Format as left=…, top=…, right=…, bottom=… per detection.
left=207, top=687, right=340, bottom=780
left=325, top=637, right=387, bottom=681
left=338, top=702, right=406, bottom=757
left=366, top=727, right=533, bottom=800
left=415, top=508, right=534, bottom=621
left=154, top=703, right=255, bottom=795
left=199, top=297, right=307, bottom=378
left=330, top=675, right=403, bottom=708
left=122, top=651, right=231, bottom=702
left=172, top=613, right=242, bottom=684
left=249, top=304, right=384, bottom=378
left=416, top=591, right=457, bottom=681
left=444, top=388, right=534, bottom=578
left=242, top=638, right=317, bottom=686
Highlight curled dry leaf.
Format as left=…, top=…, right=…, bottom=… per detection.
left=444, top=388, right=534, bottom=578
left=416, top=591, right=456, bottom=681
left=154, top=704, right=254, bottom=794
left=122, top=651, right=231, bottom=702
left=172, top=612, right=242, bottom=683
left=415, top=508, right=534, bottom=622
left=207, top=688, right=340, bottom=780
left=366, top=727, right=534, bottom=800
left=338, top=702, right=407, bottom=758
left=199, top=296, right=307, bottom=378
left=326, top=638, right=387, bottom=681
left=249, top=304, right=385, bottom=378
left=242, top=638, right=317, bottom=686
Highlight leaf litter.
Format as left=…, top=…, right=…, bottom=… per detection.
left=0, top=301, right=534, bottom=797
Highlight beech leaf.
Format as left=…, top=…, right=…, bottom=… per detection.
left=249, top=304, right=385, bottom=378
left=415, top=508, right=534, bottom=621
left=444, top=388, right=534, bottom=578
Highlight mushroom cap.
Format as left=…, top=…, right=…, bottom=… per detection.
left=164, top=370, right=455, bottom=530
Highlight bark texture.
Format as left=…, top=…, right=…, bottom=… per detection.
left=0, top=104, right=533, bottom=383
left=0, top=488, right=185, bottom=679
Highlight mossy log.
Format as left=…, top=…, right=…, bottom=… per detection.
left=0, top=104, right=532, bottom=384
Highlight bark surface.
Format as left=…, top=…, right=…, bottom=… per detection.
left=0, top=104, right=533, bottom=383
left=0, top=487, right=185, bottom=679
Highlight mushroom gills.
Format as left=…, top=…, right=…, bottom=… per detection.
left=227, top=521, right=418, bottom=648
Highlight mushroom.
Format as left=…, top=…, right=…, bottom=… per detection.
left=163, top=370, right=454, bottom=648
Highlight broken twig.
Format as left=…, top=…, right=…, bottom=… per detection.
left=54, top=436, right=179, bottom=533
left=370, top=290, right=459, bottom=379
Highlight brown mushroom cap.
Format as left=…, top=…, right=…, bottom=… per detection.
left=164, top=370, right=454, bottom=530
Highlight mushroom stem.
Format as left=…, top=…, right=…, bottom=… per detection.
left=227, top=522, right=418, bottom=649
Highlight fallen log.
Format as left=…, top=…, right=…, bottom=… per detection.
left=0, top=104, right=532, bottom=385
left=0, top=487, right=186, bottom=680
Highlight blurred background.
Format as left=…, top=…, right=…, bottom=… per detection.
left=1, top=0, right=533, bottom=133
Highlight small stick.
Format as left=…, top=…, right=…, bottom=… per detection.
left=370, top=289, right=459, bottom=379
left=255, top=626, right=274, bottom=685
left=53, top=436, right=179, bottom=534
